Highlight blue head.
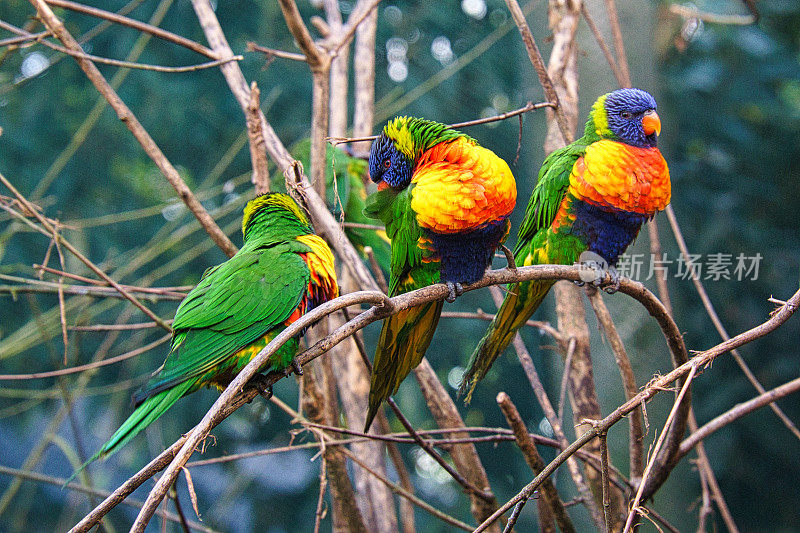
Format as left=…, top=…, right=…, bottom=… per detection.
left=368, top=132, right=414, bottom=190
left=592, top=88, right=661, bottom=148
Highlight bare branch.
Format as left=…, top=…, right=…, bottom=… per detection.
left=497, top=392, right=577, bottom=533
left=0, top=465, right=212, bottom=532
left=474, top=287, right=800, bottom=532
left=43, top=0, right=218, bottom=58
left=0, top=172, right=174, bottom=330
left=29, top=1, right=238, bottom=258
left=624, top=364, right=698, bottom=532
left=602, top=0, right=632, bottom=87
left=246, top=82, right=270, bottom=194
left=246, top=42, right=307, bottom=62
left=680, top=375, right=800, bottom=458
left=329, top=100, right=556, bottom=146
left=504, top=0, right=572, bottom=144
left=0, top=334, right=171, bottom=380
left=586, top=287, right=644, bottom=482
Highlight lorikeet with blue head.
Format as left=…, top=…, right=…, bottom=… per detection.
left=459, top=88, right=671, bottom=401
left=81, top=192, right=338, bottom=467
left=363, top=116, right=517, bottom=429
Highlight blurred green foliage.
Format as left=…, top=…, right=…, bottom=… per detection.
left=0, top=0, right=799, bottom=531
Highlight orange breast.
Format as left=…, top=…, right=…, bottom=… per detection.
left=569, top=139, right=671, bottom=214
left=410, top=138, right=517, bottom=234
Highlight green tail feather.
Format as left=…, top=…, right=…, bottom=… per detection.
left=65, top=378, right=197, bottom=485
left=459, top=280, right=554, bottom=402
left=365, top=300, right=444, bottom=431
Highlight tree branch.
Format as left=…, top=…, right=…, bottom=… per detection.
left=29, top=0, right=238, bottom=258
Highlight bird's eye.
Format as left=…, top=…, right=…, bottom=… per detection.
left=383, top=159, right=391, bottom=169
left=621, top=111, right=632, bottom=119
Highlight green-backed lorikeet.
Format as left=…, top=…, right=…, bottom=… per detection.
left=83, top=192, right=338, bottom=465
left=459, top=88, right=671, bottom=401
left=363, top=116, right=517, bottom=429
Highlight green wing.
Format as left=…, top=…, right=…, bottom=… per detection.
left=460, top=141, right=587, bottom=401
left=363, top=185, right=442, bottom=430
left=138, top=241, right=310, bottom=399
left=514, top=142, right=586, bottom=255
left=364, top=186, right=438, bottom=296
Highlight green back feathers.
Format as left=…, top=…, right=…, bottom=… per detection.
left=384, top=116, right=472, bottom=162
left=242, top=193, right=312, bottom=243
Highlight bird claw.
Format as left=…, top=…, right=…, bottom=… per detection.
left=291, top=359, right=304, bottom=376
left=445, top=281, right=464, bottom=303
left=246, top=373, right=273, bottom=401
left=602, top=266, right=621, bottom=294
left=500, top=245, right=517, bottom=272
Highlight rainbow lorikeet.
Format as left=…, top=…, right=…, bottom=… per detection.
left=83, top=193, right=338, bottom=465
left=363, top=116, right=517, bottom=429
left=460, top=88, right=671, bottom=401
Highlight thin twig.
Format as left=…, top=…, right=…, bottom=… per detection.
left=341, top=447, right=473, bottom=531
left=502, top=500, right=527, bottom=533
left=623, top=364, right=698, bottom=533
left=29, top=1, right=238, bottom=258
left=34, top=264, right=191, bottom=295
left=246, top=42, right=307, bottom=61
left=586, top=287, right=644, bottom=482
left=0, top=172, right=175, bottom=330
left=0, top=465, right=213, bottom=532
left=598, top=431, right=611, bottom=533
left=557, top=337, right=577, bottom=424
left=602, top=0, right=632, bottom=87
left=680, top=375, right=800, bottom=458
left=504, top=0, right=572, bottom=143
left=497, top=392, right=577, bottom=533
left=312, top=429, right=328, bottom=533
left=43, top=0, right=218, bottom=58
left=0, top=333, right=171, bottom=380
left=6, top=24, right=241, bottom=71
left=670, top=4, right=757, bottom=25
left=686, top=410, right=740, bottom=533
left=327, top=100, right=555, bottom=146
left=580, top=4, right=626, bottom=88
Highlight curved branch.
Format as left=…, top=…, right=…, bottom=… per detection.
left=125, top=264, right=684, bottom=529
left=474, top=288, right=800, bottom=532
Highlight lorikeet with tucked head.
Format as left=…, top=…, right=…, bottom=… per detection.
left=460, top=88, right=671, bottom=401
left=363, top=116, right=517, bottom=429
left=85, top=193, right=338, bottom=464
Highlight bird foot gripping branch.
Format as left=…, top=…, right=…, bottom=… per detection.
left=445, top=281, right=464, bottom=303
left=246, top=373, right=274, bottom=401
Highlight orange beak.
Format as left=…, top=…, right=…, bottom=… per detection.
left=642, top=110, right=661, bottom=136
left=377, top=180, right=390, bottom=191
